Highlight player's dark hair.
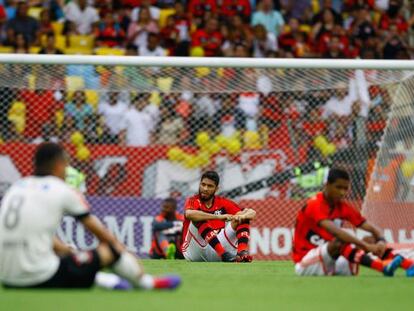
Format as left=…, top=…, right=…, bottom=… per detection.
left=201, top=171, right=220, bottom=186
left=164, top=197, right=177, bottom=207
left=33, top=143, right=66, bottom=176
left=327, top=168, right=350, bottom=184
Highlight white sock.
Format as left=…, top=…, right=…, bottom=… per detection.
left=138, top=274, right=155, bottom=290
left=112, top=252, right=143, bottom=287
left=95, top=272, right=124, bottom=289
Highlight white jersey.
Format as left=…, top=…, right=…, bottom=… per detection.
left=0, top=176, right=89, bottom=286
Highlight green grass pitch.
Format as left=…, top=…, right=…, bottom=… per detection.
left=1, top=260, right=413, bottom=311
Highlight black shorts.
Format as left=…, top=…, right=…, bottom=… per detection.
left=3, top=250, right=101, bottom=289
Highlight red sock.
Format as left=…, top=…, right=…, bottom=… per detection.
left=341, top=244, right=384, bottom=273
left=236, top=223, right=250, bottom=253
left=382, top=248, right=414, bottom=270
left=196, top=222, right=226, bottom=257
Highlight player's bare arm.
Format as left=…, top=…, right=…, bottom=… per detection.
left=81, top=214, right=127, bottom=253
left=233, top=208, right=256, bottom=222
left=319, top=219, right=378, bottom=254
left=52, top=237, right=75, bottom=257
left=185, top=209, right=233, bottom=222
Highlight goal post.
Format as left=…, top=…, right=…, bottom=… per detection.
left=0, top=54, right=412, bottom=259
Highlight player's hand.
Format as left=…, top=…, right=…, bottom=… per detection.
left=232, top=214, right=245, bottom=223
left=374, top=240, right=387, bottom=258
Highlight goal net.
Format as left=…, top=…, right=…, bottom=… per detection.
left=0, top=55, right=411, bottom=259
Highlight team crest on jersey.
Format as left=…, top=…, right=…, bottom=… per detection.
left=306, top=230, right=326, bottom=246
left=213, top=208, right=226, bottom=216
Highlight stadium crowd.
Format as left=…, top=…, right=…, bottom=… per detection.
left=0, top=0, right=410, bottom=170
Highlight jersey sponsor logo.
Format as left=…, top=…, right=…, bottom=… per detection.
left=306, top=230, right=326, bottom=246
left=213, top=208, right=226, bottom=216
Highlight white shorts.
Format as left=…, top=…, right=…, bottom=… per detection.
left=182, top=222, right=238, bottom=262
left=295, top=243, right=358, bottom=276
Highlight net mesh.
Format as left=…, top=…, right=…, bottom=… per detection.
left=0, top=60, right=409, bottom=259
left=362, top=75, right=414, bottom=247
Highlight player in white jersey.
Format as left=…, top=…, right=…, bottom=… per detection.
left=0, top=143, right=181, bottom=289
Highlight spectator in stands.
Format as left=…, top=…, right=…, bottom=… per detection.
left=38, top=9, right=54, bottom=38
left=252, top=24, right=278, bottom=58
left=13, top=32, right=28, bottom=53
left=378, top=0, right=408, bottom=36
left=221, top=28, right=249, bottom=57
left=160, top=3, right=190, bottom=56
left=322, top=82, right=356, bottom=119
left=95, top=12, right=126, bottom=48
left=323, top=35, right=346, bottom=58
left=154, top=102, right=185, bottom=145
left=220, top=0, right=251, bottom=23
left=39, top=33, right=64, bottom=54
left=19, top=82, right=59, bottom=141
left=130, top=0, right=160, bottom=23
left=119, top=93, right=154, bottom=147
left=127, top=6, right=158, bottom=49
left=251, top=0, right=284, bottom=37
left=139, top=32, right=166, bottom=56
left=64, top=90, right=94, bottom=131
left=212, top=93, right=246, bottom=137
left=63, top=0, right=100, bottom=35
left=188, top=0, right=217, bottom=28
left=191, top=17, right=222, bottom=57
left=98, top=91, right=128, bottom=144
left=382, top=23, right=408, bottom=59
left=6, top=1, right=39, bottom=46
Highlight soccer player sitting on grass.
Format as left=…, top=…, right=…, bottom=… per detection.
left=182, top=171, right=256, bottom=262
left=292, top=167, right=414, bottom=276
left=150, top=197, right=184, bottom=260
left=0, top=143, right=180, bottom=290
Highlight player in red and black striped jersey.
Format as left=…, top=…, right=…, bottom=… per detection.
left=182, top=171, right=256, bottom=262
left=292, top=167, right=414, bottom=276
left=150, top=198, right=184, bottom=260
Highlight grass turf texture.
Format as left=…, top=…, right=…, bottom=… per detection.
left=1, top=260, right=413, bottom=311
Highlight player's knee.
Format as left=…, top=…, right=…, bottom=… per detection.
left=327, top=239, right=343, bottom=258
left=96, top=243, right=121, bottom=267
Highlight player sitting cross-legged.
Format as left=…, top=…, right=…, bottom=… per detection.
left=0, top=143, right=181, bottom=290
left=182, top=171, right=256, bottom=262
left=293, top=167, right=414, bottom=277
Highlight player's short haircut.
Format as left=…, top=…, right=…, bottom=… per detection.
left=34, top=142, right=66, bottom=176
left=201, top=171, right=220, bottom=186
left=327, top=168, right=350, bottom=184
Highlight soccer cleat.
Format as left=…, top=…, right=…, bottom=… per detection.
left=221, top=252, right=235, bottom=262
left=153, top=275, right=181, bottom=290
left=235, top=250, right=253, bottom=263
left=383, top=255, right=403, bottom=277
left=166, top=243, right=176, bottom=260
left=406, top=265, right=414, bottom=277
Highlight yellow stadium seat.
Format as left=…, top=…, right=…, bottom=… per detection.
left=69, top=35, right=94, bottom=49
left=28, top=7, right=42, bottom=19
left=64, top=47, right=92, bottom=55
left=0, top=46, right=13, bottom=53
left=159, top=9, right=175, bottom=28
left=51, top=22, right=64, bottom=35
left=41, top=34, right=66, bottom=50
left=65, top=76, right=85, bottom=91
left=85, top=89, right=100, bottom=110
left=95, top=48, right=125, bottom=56
left=30, top=46, right=41, bottom=54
